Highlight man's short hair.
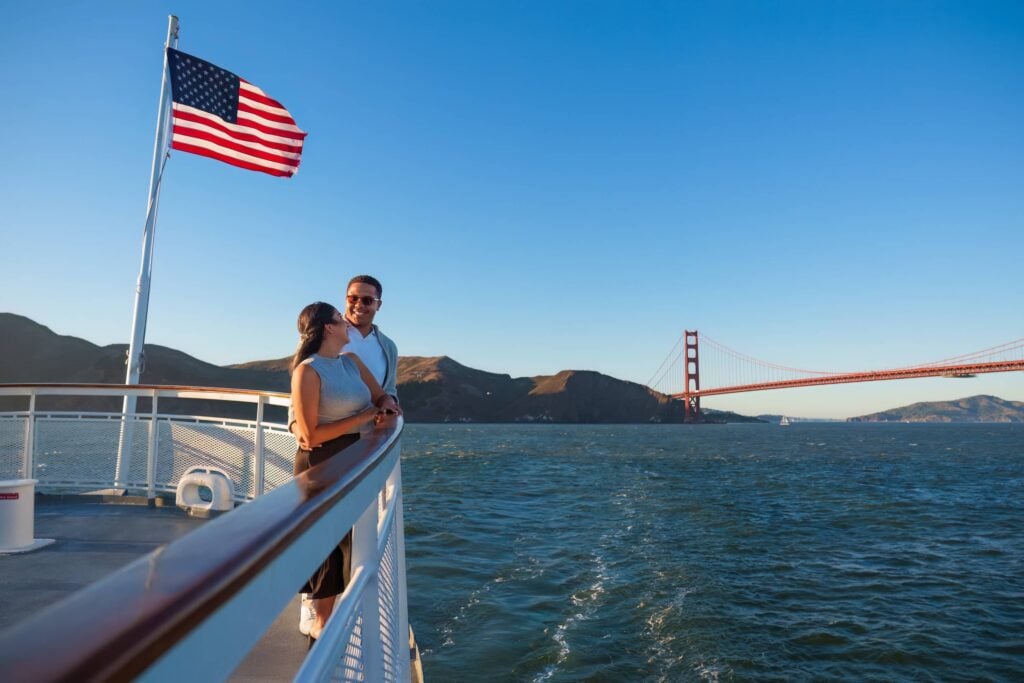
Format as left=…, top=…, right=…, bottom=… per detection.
left=348, top=274, right=383, bottom=298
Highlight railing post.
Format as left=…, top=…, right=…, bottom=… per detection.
left=23, top=390, right=36, bottom=479
left=353, top=487, right=383, bottom=681
left=147, top=389, right=159, bottom=500
left=253, top=395, right=265, bottom=497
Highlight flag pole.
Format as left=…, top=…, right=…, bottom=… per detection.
left=115, top=15, right=180, bottom=489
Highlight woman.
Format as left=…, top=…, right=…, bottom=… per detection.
left=290, top=301, right=389, bottom=642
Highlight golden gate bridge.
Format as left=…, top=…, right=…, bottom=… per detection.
left=647, top=332, right=1024, bottom=422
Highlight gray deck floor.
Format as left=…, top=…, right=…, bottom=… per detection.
left=0, top=496, right=309, bottom=681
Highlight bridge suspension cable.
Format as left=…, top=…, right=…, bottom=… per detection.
left=911, top=337, right=1024, bottom=368
left=647, top=332, right=1024, bottom=398
left=646, top=333, right=686, bottom=391
left=699, top=334, right=839, bottom=376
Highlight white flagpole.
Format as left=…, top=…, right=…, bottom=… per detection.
left=115, top=15, right=179, bottom=489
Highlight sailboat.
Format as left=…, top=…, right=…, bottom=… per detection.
left=779, top=416, right=791, bottom=426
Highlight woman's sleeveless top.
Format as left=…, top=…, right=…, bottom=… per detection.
left=302, top=354, right=372, bottom=431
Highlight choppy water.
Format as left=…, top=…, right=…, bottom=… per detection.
left=401, top=423, right=1024, bottom=681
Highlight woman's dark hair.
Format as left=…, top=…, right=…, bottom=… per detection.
left=291, top=302, right=339, bottom=371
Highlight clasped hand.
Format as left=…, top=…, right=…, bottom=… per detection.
left=374, top=395, right=402, bottom=427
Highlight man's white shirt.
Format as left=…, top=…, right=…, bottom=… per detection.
left=343, top=323, right=387, bottom=386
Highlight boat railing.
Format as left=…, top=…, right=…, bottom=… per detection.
left=0, top=383, right=412, bottom=682
left=0, top=383, right=296, bottom=499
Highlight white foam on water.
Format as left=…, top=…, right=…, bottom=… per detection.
left=694, top=659, right=725, bottom=682
left=439, top=552, right=547, bottom=650
left=533, top=551, right=609, bottom=682
left=437, top=578, right=492, bottom=648
left=640, top=586, right=697, bottom=678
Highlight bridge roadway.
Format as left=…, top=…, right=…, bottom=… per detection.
left=0, top=495, right=309, bottom=681
left=672, top=359, right=1024, bottom=399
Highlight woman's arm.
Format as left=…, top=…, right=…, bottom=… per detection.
left=292, top=364, right=379, bottom=448
left=291, top=364, right=319, bottom=448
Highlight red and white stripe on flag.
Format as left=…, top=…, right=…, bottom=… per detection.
left=166, top=48, right=308, bottom=179
left=171, top=80, right=306, bottom=178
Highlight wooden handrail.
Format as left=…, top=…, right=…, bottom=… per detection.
left=0, top=417, right=403, bottom=682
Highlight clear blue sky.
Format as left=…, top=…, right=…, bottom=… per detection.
left=1, top=2, right=1021, bottom=418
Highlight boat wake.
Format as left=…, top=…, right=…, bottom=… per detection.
left=533, top=551, right=609, bottom=682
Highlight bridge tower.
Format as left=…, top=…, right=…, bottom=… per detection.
left=682, top=330, right=701, bottom=422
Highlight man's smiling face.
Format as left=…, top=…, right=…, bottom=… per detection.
left=345, top=282, right=381, bottom=329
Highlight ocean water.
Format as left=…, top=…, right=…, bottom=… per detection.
left=401, top=423, right=1024, bottom=682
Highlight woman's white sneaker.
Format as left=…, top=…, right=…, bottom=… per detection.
left=299, top=593, right=317, bottom=636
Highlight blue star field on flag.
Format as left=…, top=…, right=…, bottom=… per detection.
left=167, top=49, right=240, bottom=123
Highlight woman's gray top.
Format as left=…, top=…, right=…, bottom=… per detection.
left=302, top=354, right=372, bottom=431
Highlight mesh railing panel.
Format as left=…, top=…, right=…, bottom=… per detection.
left=153, top=421, right=294, bottom=499
left=0, top=416, right=27, bottom=479
left=155, top=421, right=256, bottom=499
left=33, top=417, right=146, bottom=488
left=125, top=419, right=156, bottom=486
left=378, top=515, right=400, bottom=682
left=263, top=429, right=297, bottom=492
left=334, top=612, right=366, bottom=682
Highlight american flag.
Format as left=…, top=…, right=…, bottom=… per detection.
left=166, top=48, right=306, bottom=178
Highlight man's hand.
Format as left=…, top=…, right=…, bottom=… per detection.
left=377, top=395, right=401, bottom=416
left=374, top=396, right=401, bottom=428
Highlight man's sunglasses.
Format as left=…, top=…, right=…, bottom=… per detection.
left=346, top=295, right=380, bottom=306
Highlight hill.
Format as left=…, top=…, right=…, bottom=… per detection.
left=0, top=313, right=287, bottom=392
left=397, top=356, right=699, bottom=423
left=1, top=313, right=760, bottom=423
left=0, top=313, right=289, bottom=419
left=848, top=395, right=1024, bottom=423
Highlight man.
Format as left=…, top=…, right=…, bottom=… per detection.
left=296, top=274, right=400, bottom=635
left=337, top=274, right=400, bottom=419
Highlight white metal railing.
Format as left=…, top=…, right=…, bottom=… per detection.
left=0, top=384, right=294, bottom=499
left=0, top=384, right=412, bottom=682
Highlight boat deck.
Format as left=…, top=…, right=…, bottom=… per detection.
left=0, top=496, right=309, bottom=681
